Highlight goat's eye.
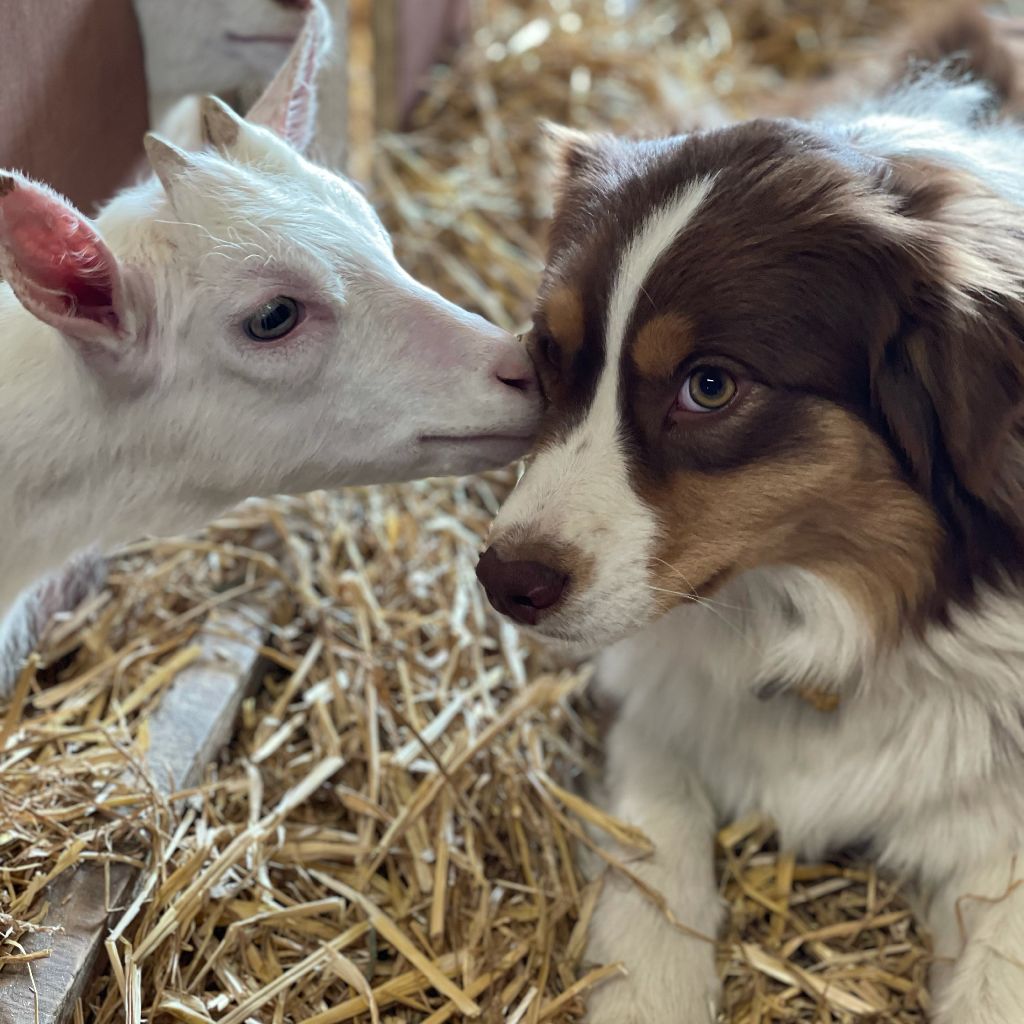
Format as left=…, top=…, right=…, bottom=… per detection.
left=677, top=367, right=737, bottom=413
left=245, top=297, right=302, bottom=341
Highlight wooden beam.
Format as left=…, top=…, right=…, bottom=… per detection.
left=314, top=0, right=350, bottom=173
left=372, top=0, right=401, bottom=131
left=0, top=608, right=266, bottom=1024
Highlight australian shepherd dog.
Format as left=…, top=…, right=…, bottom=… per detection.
left=476, top=8, right=1024, bottom=1022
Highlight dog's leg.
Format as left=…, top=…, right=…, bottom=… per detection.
left=925, top=854, right=1024, bottom=1023
left=584, top=709, right=723, bottom=1024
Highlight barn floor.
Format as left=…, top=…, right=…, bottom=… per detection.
left=1, top=1, right=938, bottom=1021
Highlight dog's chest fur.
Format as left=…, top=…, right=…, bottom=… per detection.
left=595, top=566, right=1024, bottom=884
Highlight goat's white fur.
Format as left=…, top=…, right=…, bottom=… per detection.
left=490, top=77, right=1024, bottom=1023
left=0, top=78, right=536, bottom=695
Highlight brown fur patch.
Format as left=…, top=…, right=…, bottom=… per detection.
left=632, top=313, right=695, bottom=380
left=543, top=284, right=585, bottom=360
left=640, top=404, right=943, bottom=644
left=0, top=175, right=16, bottom=198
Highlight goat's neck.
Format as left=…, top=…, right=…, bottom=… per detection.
left=0, top=297, right=139, bottom=613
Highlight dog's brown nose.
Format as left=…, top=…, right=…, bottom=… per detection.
left=476, top=547, right=567, bottom=625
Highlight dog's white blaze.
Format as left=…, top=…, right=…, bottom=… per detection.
left=601, top=174, right=716, bottom=411
left=493, top=179, right=715, bottom=645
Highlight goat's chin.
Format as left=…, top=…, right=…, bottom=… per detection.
left=411, top=434, right=531, bottom=479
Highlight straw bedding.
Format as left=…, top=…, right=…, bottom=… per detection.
left=2, top=1, right=934, bottom=1021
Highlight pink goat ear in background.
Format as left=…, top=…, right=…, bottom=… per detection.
left=0, top=174, right=129, bottom=347
left=0, top=1, right=473, bottom=212
left=245, top=0, right=334, bottom=153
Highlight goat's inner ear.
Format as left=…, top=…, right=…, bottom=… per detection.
left=0, top=173, right=136, bottom=350
left=245, top=0, right=331, bottom=153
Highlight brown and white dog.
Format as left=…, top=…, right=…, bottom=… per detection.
left=476, top=11, right=1024, bottom=1023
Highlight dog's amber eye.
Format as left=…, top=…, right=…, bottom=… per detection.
left=245, top=296, right=302, bottom=341
left=678, top=367, right=737, bottom=412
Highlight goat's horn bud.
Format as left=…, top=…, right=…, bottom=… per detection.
left=200, top=95, right=242, bottom=150
left=143, top=133, right=194, bottom=195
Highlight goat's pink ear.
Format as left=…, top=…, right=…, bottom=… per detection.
left=245, top=0, right=332, bottom=154
left=0, top=172, right=133, bottom=349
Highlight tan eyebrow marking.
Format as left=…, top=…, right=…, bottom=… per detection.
left=632, top=312, right=695, bottom=379
left=543, top=283, right=585, bottom=358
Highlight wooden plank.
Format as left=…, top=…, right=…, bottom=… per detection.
left=0, top=0, right=148, bottom=213
left=372, top=0, right=401, bottom=131
left=142, top=611, right=264, bottom=795
left=0, top=866, right=137, bottom=1024
left=0, top=608, right=266, bottom=1024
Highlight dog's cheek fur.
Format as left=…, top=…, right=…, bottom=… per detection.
left=639, top=403, right=944, bottom=645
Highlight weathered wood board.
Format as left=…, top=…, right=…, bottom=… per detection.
left=0, top=609, right=266, bottom=1024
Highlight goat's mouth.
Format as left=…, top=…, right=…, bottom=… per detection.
left=224, top=32, right=299, bottom=46
left=418, top=433, right=532, bottom=446
left=416, top=432, right=533, bottom=471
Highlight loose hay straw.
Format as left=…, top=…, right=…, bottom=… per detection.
left=2, top=1, right=932, bottom=1021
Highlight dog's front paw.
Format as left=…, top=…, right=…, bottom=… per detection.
left=585, top=970, right=719, bottom=1024
left=931, top=957, right=1024, bottom=1024
left=584, top=875, right=722, bottom=1024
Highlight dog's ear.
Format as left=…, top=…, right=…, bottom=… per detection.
left=896, top=3, right=1021, bottom=114
left=872, top=304, right=1024, bottom=516
left=540, top=123, right=611, bottom=181
left=869, top=161, right=1024, bottom=536
left=539, top=123, right=633, bottom=255
left=539, top=122, right=633, bottom=197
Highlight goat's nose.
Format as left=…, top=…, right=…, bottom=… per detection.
left=492, top=338, right=536, bottom=394
left=476, top=547, right=568, bottom=625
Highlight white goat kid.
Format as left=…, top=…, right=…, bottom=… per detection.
left=0, top=4, right=537, bottom=695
